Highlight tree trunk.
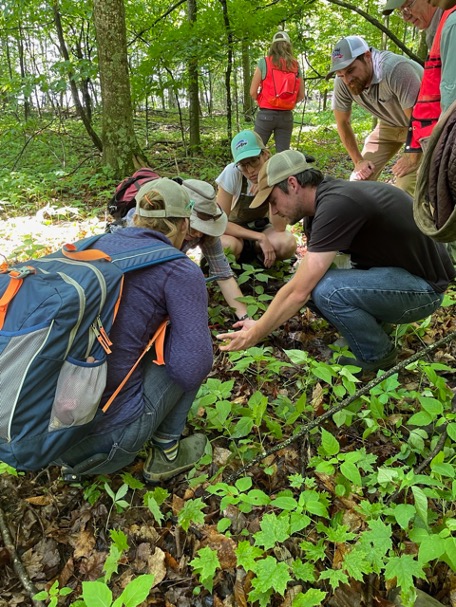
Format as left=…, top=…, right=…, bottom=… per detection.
left=219, top=0, right=233, bottom=140
left=17, top=26, right=31, bottom=120
left=92, top=0, right=145, bottom=176
left=187, top=0, right=200, bottom=153
left=241, top=38, right=253, bottom=122
left=53, top=4, right=102, bottom=151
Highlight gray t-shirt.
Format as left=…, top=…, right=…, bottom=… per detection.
left=440, top=10, right=456, bottom=113
left=332, top=48, right=423, bottom=127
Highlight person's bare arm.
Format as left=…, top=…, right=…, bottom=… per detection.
left=217, top=277, right=248, bottom=320
left=217, top=251, right=336, bottom=351
left=391, top=106, right=422, bottom=177
left=250, top=67, right=262, bottom=101
left=334, top=109, right=374, bottom=179
left=217, top=185, right=276, bottom=265
left=297, top=77, right=305, bottom=103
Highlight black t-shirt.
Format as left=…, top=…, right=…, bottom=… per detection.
left=305, top=178, right=455, bottom=293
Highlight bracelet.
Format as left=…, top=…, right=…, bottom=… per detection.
left=238, top=314, right=249, bottom=321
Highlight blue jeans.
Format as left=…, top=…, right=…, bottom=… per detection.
left=56, top=355, right=198, bottom=476
left=311, top=267, right=443, bottom=362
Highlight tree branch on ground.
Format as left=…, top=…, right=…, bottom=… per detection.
left=224, top=329, right=456, bottom=484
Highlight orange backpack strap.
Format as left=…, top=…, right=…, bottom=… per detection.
left=102, top=320, right=169, bottom=413
left=0, top=278, right=23, bottom=330
left=62, top=243, right=112, bottom=262
left=0, top=266, right=36, bottom=330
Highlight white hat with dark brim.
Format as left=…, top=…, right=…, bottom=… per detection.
left=182, top=179, right=228, bottom=237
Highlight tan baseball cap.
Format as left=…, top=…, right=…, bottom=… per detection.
left=250, top=150, right=311, bottom=209
left=135, top=178, right=193, bottom=218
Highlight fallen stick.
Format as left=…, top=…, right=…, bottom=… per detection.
left=0, top=501, right=45, bottom=606
left=224, top=329, right=456, bottom=484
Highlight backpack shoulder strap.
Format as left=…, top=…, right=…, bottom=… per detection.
left=109, top=242, right=186, bottom=274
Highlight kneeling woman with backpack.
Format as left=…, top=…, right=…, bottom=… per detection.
left=59, top=178, right=213, bottom=483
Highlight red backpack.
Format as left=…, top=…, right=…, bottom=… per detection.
left=257, top=56, right=300, bottom=111
left=108, top=168, right=160, bottom=220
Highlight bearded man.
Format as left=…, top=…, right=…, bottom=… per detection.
left=327, top=35, right=423, bottom=195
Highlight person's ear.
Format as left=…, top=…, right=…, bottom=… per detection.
left=288, top=175, right=299, bottom=191
left=181, top=217, right=190, bottom=233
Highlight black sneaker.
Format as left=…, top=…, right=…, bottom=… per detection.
left=143, top=434, right=210, bottom=483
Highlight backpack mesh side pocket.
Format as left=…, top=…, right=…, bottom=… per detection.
left=49, top=357, right=107, bottom=431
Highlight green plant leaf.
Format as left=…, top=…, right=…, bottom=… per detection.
left=145, top=495, right=165, bottom=524
left=177, top=497, right=206, bottom=532
left=418, top=535, right=446, bottom=563
left=412, top=486, right=428, bottom=526
left=189, top=546, right=220, bottom=593
left=393, top=504, right=416, bottom=530
left=291, top=588, right=327, bottom=607
left=384, top=555, right=425, bottom=594
left=110, top=529, right=129, bottom=552
left=407, top=411, right=433, bottom=427
left=117, top=575, right=154, bottom=607
left=340, top=461, right=362, bottom=486
left=420, top=396, right=443, bottom=416
left=447, top=422, right=456, bottom=442
left=284, top=349, right=309, bottom=365
left=231, top=416, right=254, bottom=438
left=104, top=545, right=122, bottom=583
left=318, top=568, right=349, bottom=589
left=251, top=556, right=291, bottom=595
left=320, top=428, right=340, bottom=456
left=235, top=476, right=252, bottom=492
left=270, top=496, right=298, bottom=511
left=81, top=580, right=113, bottom=607
left=253, top=513, right=290, bottom=550
left=236, top=540, right=264, bottom=570
left=291, top=559, right=316, bottom=583
left=343, top=548, right=371, bottom=580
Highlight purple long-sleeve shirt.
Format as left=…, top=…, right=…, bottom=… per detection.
left=93, top=228, right=213, bottom=430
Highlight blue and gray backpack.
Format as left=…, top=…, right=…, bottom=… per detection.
left=0, top=234, right=185, bottom=471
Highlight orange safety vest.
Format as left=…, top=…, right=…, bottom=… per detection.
left=257, top=56, right=301, bottom=111
left=407, top=6, right=456, bottom=151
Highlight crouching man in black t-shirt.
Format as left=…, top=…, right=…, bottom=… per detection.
left=217, top=150, right=455, bottom=374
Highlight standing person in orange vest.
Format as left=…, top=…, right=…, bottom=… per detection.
left=250, top=31, right=305, bottom=152
left=384, top=0, right=456, bottom=263
left=383, top=0, right=456, bottom=176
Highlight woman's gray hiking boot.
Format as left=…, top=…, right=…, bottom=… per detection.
left=143, top=434, right=209, bottom=483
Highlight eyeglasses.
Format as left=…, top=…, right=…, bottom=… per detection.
left=399, top=0, right=417, bottom=16
left=236, top=155, right=262, bottom=171
left=193, top=205, right=224, bottom=221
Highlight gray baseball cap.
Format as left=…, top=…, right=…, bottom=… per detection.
left=382, top=0, right=404, bottom=15
left=326, top=36, right=370, bottom=79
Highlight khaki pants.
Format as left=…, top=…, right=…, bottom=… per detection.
left=362, top=122, right=418, bottom=197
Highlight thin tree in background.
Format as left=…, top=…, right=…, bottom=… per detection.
left=187, top=0, right=201, bottom=153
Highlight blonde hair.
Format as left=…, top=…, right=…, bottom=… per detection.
left=268, top=41, right=298, bottom=72
left=133, top=189, right=184, bottom=239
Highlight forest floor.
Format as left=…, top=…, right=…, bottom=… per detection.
left=0, top=209, right=455, bottom=607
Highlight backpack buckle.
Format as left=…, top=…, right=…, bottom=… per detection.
left=9, top=266, right=36, bottom=279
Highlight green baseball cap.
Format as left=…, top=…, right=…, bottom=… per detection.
left=231, top=130, right=267, bottom=163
